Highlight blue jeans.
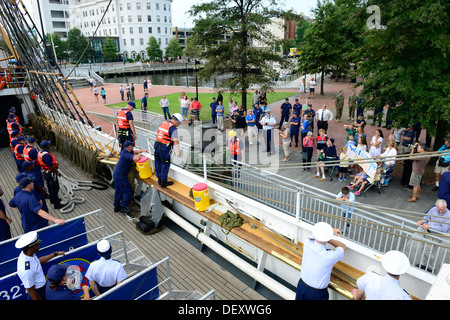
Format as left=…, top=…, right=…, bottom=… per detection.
left=162, top=107, right=171, bottom=120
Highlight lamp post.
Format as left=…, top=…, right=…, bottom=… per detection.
left=194, top=59, right=200, bottom=99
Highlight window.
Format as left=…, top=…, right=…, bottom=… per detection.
left=137, top=15, right=142, bottom=22
left=140, top=38, right=144, bottom=45
left=128, top=15, right=132, bottom=22
left=136, top=2, right=141, bottom=10
left=127, top=3, right=131, bottom=10
left=131, top=39, right=134, bottom=45
left=120, top=16, right=124, bottom=22
left=129, top=27, right=133, bottom=34
left=156, top=15, right=160, bottom=22
left=147, top=2, right=151, bottom=10
left=139, top=27, right=143, bottom=34
left=119, top=4, right=123, bottom=11
left=156, top=3, right=159, bottom=10
left=148, top=27, right=152, bottom=33
left=147, top=15, right=151, bottom=22
left=157, top=27, right=161, bottom=33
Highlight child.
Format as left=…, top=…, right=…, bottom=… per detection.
left=348, top=171, right=369, bottom=195
left=344, top=124, right=356, bottom=143
left=346, top=134, right=356, bottom=148
left=338, top=147, right=349, bottom=181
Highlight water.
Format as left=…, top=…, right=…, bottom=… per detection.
left=104, top=71, right=216, bottom=88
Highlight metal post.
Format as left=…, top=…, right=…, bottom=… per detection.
left=203, top=154, right=207, bottom=182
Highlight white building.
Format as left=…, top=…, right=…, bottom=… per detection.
left=26, top=0, right=71, bottom=39
left=68, top=0, right=173, bottom=60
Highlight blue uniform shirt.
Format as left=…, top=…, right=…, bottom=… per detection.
left=113, top=149, right=135, bottom=180
left=45, top=282, right=80, bottom=300
left=9, top=190, right=47, bottom=233
left=253, top=107, right=263, bottom=123
left=280, top=102, right=292, bottom=115
left=289, top=116, right=300, bottom=131
left=293, top=103, right=301, bottom=115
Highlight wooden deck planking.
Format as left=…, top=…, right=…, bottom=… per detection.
left=0, top=146, right=265, bottom=300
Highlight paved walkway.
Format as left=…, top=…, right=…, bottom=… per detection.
left=71, top=78, right=438, bottom=215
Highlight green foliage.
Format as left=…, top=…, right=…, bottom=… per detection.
left=356, top=0, right=450, bottom=138
left=45, top=33, right=68, bottom=62
left=146, top=36, right=163, bottom=61
left=165, top=38, right=183, bottom=60
left=66, top=27, right=94, bottom=62
left=102, top=36, right=119, bottom=61
left=187, top=0, right=297, bottom=109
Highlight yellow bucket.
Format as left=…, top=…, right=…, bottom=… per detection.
left=192, top=183, right=210, bottom=211
left=136, top=156, right=152, bottom=179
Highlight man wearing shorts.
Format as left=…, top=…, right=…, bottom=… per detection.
left=407, top=143, right=430, bottom=202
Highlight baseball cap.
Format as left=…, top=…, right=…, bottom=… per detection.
left=22, top=161, right=35, bottom=170
left=19, top=176, right=33, bottom=188
left=123, top=141, right=134, bottom=148
left=15, top=231, right=42, bottom=249
left=41, top=140, right=51, bottom=148
left=11, top=130, right=20, bottom=136
left=27, top=137, right=36, bottom=143
left=128, top=101, right=136, bottom=109
left=15, top=173, right=25, bottom=182
left=17, top=136, right=25, bottom=141
left=47, top=264, right=69, bottom=284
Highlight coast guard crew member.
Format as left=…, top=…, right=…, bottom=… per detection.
left=45, top=263, right=90, bottom=300
left=9, top=177, right=65, bottom=232
left=85, top=239, right=127, bottom=296
left=352, top=250, right=412, bottom=300
left=37, top=140, right=63, bottom=209
left=0, top=183, right=12, bottom=241
left=15, top=231, right=65, bottom=300
left=23, top=161, right=48, bottom=212
left=13, top=135, right=26, bottom=173
left=112, top=141, right=147, bottom=214
left=117, top=101, right=137, bottom=150
left=154, top=113, right=182, bottom=188
left=296, top=222, right=346, bottom=300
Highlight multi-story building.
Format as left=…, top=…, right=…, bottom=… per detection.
left=68, top=0, right=173, bottom=61
left=27, top=0, right=71, bottom=39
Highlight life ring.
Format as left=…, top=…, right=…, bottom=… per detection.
left=0, top=75, right=5, bottom=90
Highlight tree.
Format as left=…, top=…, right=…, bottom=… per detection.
left=45, top=33, right=68, bottom=62
left=183, top=37, right=202, bottom=59
left=188, top=0, right=296, bottom=110
left=66, top=27, right=94, bottom=62
left=297, top=0, right=365, bottom=94
left=146, top=36, right=162, bottom=61
left=356, top=0, right=450, bottom=145
left=165, top=38, right=183, bottom=60
left=102, top=36, right=118, bottom=61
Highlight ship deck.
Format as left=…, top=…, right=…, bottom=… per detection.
left=0, top=146, right=266, bottom=300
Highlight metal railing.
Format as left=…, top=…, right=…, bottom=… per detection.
left=228, top=160, right=449, bottom=275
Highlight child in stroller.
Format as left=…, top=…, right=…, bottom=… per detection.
left=348, top=167, right=384, bottom=196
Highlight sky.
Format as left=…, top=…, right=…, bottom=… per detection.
left=171, top=0, right=317, bottom=28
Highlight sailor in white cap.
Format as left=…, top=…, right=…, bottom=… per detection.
left=295, top=222, right=346, bottom=300
left=85, top=239, right=127, bottom=296
left=15, top=231, right=65, bottom=300
left=352, top=250, right=412, bottom=300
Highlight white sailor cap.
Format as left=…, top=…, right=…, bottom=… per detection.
left=15, top=231, right=42, bottom=249
left=97, top=239, right=111, bottom=256
left=382, top=250, right=410, bottom=275
left=312, top=222, right=333, bottom=242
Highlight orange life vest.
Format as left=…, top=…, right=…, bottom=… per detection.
left=228, top=138, right=241, bottom=156
left=156, top=121, right=174, bottom=144
left=117, top=109, right=131, bottom=129
left=37, top=150, right=59, bottom=171
left=23, top=145, right=35, bottom=161
left=13, top=142, right=25, bottom=161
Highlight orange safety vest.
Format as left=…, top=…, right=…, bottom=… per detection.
left=228, top=138, right=241, bottom=156
left=13, top=142, right=25, bottom=161
left=156, top=121, right=174, bottom=144
left=117, top=109, right=131, bottom=129
left=37, top=150, right=59, bottom=171
left=22, top=145, right=35, bottom=161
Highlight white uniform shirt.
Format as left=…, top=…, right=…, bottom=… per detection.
left=85, top=257, right=127, bottom=287
left=261, top=115, right=276, bottom=130
left=356, top=272, right=412, bottom=300
left=316, top=108, right=334, bottom=121
left=301, top=239, right=345, bottom=289
left=17, top=251, right=46, bottom=289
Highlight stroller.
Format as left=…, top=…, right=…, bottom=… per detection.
left=349, top=167, right=384, bottom=197
left=324, top=156, right=339, bottom=181
left=188, top=109, right=200, bottom=126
